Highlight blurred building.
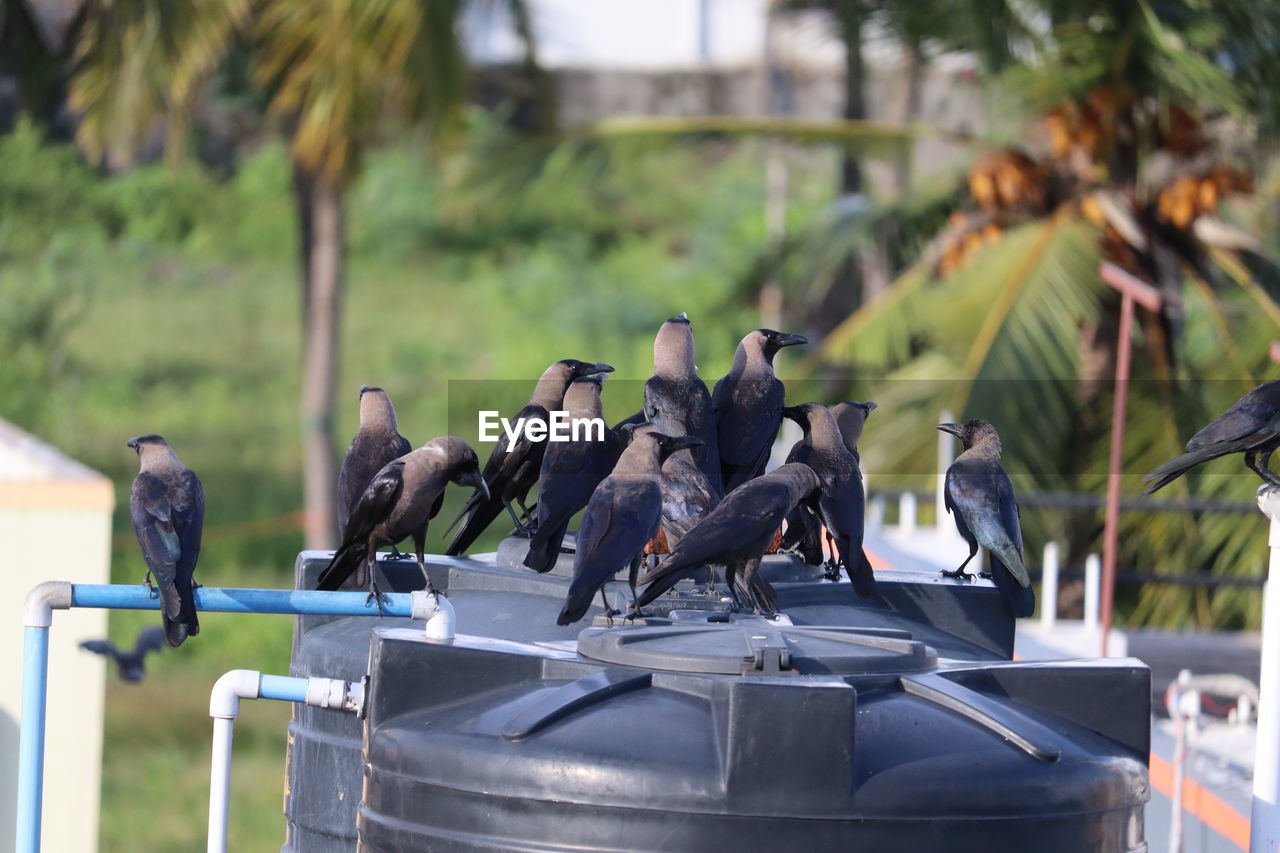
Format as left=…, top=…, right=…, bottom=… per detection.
left=466, top=0, right=980, bottom=186
left=0, top=418, right=113, bottom=853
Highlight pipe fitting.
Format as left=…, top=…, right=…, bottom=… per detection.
left=304, top=676, right=366, bottom=714
left=23, top=581, right=73, bottom=628
left=411, top=589, right=456, bottom=641
left=209, top=670, right=261, bottom=720
left=1260, top=485, right=1280, bottom=540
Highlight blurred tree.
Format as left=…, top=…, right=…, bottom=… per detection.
left=59, top=0, right=539, bottom=548
left=773, top=0, right=1280, bottom=627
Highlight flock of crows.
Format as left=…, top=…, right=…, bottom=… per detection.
left=99, top=313, right=1280, bottom=675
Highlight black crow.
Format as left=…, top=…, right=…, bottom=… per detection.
left=128, top=435, right=204, bottom=647
left=780, top=403, right=877, bottom=595
left=446, top=359, right=613, bottom=555
left=318, top=437, right=488, bottom=600
left=638, top=462, right=821, bottom=614
left=938, top=420, right=1035, bottom=619
left=1145, top=379, right=1280, bottom=494
left=338, top=386, right=411, bottom=541
left=557, top=431, right=702, bottom=626
left=523, top=375, right=620, bottom=573
left=712, top=329, right=807, bottom=493
left=80, top=627, right=166, bottom=683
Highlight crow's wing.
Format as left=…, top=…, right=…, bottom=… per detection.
left=133, top=626, right=168, bottom=657
left=344, top=462, right=405, bottom=542
left=80, top=639, right=120, bottom=659
left=130, top=472, right=181, bottom=611
left=1187, top=392, right=1280, bottom=450
left=946, top=458, right=1029, bottom=586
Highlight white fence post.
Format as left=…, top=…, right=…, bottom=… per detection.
left=1083, top=553, right=1101, bottom=634
left=1040, top=542, right=1059, bottom=630
left=1250, top=487, right=1280, bottom=853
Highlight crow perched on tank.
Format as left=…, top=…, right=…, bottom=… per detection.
left=829, top=400, right=878, bottom=462
left=446, top=359, right=613, bottom=555
left=128, top=435, right=204, bottom=647
left=638, top=462, right=821, bottom=615
left=338, top=386, right=411, bottom=540
left=712, top=329, right=807, bottom=493
left=937, top=420, right=1035, bottom=619
left=319, top=437, right=488, bottom=600
left=557, top=431, right=702, bottom=626
left=779, top=403, right=877, bottom=595
left=1144, top=379, right=1280, bottom=494
left=80, top=627, right=166, bottom=683
left=523, top=374, right=620, bottom=573
left=781, top=400, right=876, bottom=569
left=642, top=314, right=723, bottom=542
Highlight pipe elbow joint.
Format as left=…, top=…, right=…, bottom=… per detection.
left=23, top=581, right=73, bottom=628
left=209, top=669, right=261, bottom=719
left=412, top=589, right=456, bottom=642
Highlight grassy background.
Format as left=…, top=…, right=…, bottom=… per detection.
left=1, top=120, right=829, bottom=848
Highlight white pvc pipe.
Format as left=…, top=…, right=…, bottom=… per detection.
left=1084, top=553, right=1101, bottom=634
left=208, top=718, right=235, bottom=853
left=207, top=670, right=364, bottom=853
left=411, top=590, right=456, bottom=641
left=1250, top=487, right=1280, bottom=853
left=1040, top=542, right=1059, bottom=630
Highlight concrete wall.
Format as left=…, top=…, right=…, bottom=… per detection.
left=0, top=425, right=114, bottom=853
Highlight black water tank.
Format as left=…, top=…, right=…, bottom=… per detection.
left=358, top=616, right=1149, bottom=852
left=286, top=544, right=1146, bottom=851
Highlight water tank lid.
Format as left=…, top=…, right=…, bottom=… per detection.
left=576, top=620, right=937, bottom=675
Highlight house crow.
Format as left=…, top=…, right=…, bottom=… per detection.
left=523, top=374, right=620, bottom=573
left=779, top=403, right=877, bottom=595
left=128, top=435, right=204, bottom=647
left=557, top=431, right=702, bottom=626
left=712, top=329, right=807, bottom=493
left=80, top=626, right=166, bottom=683
left=318, top=437, right=488, bottom=600
left=638, top=462, right=821, bottom=614
left=446, top=358, right=614, bottom=555
left=338, top=386, right=412, bottom=543
left=1144, top=379, right=1280, bottom=494
left=938, top=420, right=1035, bottom=619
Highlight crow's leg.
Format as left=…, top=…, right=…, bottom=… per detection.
left=941, top=541, right=979, bottom=581
left=382, top=544, right=409, bottom=561
left=412, top=528, right=440, bottom=596
left=516, top=497, right=538, bottom=529
left=598, top=588, right=619, bottom=627
left=1247, top=449, right=1280, bottom=488
left=142, top=570, right=154, bottom=593
left=724, top=563, right=745, bottom=612
left=505, top=500, right=535, bottom=536
left=625, top=554, right=649, bottom=620
left=365, top=557, right=391, bottom=614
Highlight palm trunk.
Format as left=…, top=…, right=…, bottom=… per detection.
left=295, top=165, right=344, bottom=550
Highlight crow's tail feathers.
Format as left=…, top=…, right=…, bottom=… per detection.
left=316, top=540, right=369, bottom=591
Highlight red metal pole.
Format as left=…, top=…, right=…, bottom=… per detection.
left=1100, top=290, right=1135, bottom=657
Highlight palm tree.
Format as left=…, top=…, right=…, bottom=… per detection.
left=764, top=0, right=1280, bottom=628
left=60, top=0, right=528, bottom=548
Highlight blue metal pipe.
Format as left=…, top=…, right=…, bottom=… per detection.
left=18, top=583, right=420, bottom=853
left=259, top=674, right=309, bottom=704
left=70, top=584, right=416, bottom=617
left=16, top=627, right=49, bottom=853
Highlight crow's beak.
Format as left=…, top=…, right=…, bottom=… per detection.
left=665, top=435, right=704, bottom=454
left=861, top=401, right=878, bottom=412
left=774, top=333, right=808, bottom=348
left=782, top=406, right=805, bottom=423
left=936, top=423, right=964, bottom=439
left=359, top=385, right=373, bottom=395
left=462, top=469, right=490, bottom=500
left=590, top=362, right=615, bottom=375
left=126, top=437, right=140, bottom=451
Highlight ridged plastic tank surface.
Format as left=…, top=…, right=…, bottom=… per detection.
left=284, top=544, right=1150, bottom=852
